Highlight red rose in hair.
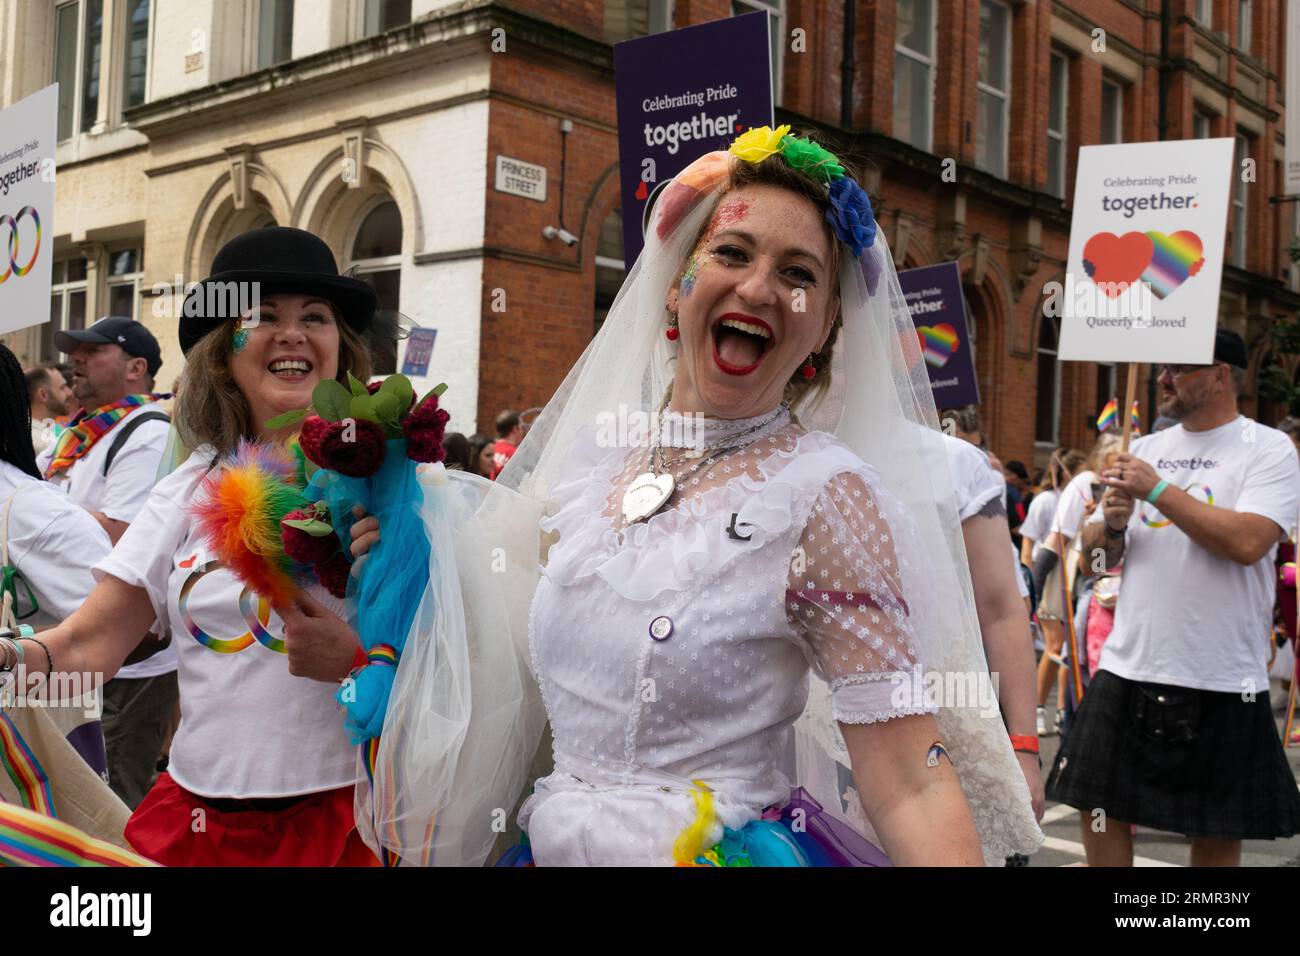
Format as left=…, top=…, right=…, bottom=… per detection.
left=403, top=395, right=450, bottom=464
left=280, top=509, right=340, bottom=565
left=314, top=550, right=352, bottom=599
left=299, top=414, right=387, bottom=477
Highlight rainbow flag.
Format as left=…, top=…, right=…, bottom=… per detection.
left=0, top=801, right=156, bottom=867
left=0, top=711, right=53, bottom=815
left=1096, top=398, right=1140, bottom=433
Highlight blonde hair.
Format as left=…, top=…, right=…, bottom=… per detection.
left=1087, top=432, right=1124, bottom=473
left=175, top=317, right=372, bottom=458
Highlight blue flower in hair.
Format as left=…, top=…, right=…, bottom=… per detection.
left=825, top=177, right=876, bottom=258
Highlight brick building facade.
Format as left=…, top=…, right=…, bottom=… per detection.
left=2, top=0, right=1296, bottom=456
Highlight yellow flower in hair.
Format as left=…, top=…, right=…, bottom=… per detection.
left=729, top=124, right=792, bottom=164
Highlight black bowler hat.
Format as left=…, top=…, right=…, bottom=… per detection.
left=56, top=316, right=163, bottom=376
left=179, top=227, right=378, bottom=355
left=1213, top=329, right=1248, bottom=370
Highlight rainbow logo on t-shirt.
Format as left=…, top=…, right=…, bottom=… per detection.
left=1141, top=484, right=1213, bottom=528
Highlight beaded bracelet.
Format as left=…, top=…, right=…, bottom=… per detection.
left=17, top=635, right=53, bottom=683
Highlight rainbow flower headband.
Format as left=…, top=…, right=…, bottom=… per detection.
left=728, top=125, right=877, bottom=257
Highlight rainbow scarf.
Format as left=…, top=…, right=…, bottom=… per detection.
left=44, top=394, right=166, bottom=479
left=0, top=801, right=155, bottom=867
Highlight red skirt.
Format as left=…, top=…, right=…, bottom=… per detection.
left=125, top=773, right=379, bottom=867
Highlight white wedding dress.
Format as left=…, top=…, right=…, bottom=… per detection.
left=519, top=409, right=936, bottom=866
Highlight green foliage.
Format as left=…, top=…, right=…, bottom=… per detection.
left=312, top=379, right=353, bottom=422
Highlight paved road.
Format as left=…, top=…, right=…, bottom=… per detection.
left=1026, top=678, right=1300, bottom=867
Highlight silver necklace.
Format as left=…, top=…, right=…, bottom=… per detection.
left=620, top=404, right=787, bottom=525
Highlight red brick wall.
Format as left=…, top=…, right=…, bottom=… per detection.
left=480, top=46, right=619, bottom=428
left=480, top=0, right=1294, bottom=448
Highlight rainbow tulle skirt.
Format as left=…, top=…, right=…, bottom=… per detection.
left=496, top=786, right=889, bottom=867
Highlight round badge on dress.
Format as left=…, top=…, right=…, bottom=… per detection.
left=648, top=616, right=673, bottom=642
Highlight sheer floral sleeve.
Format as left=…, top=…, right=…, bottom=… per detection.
left=785, top=470, right=934, bottom=725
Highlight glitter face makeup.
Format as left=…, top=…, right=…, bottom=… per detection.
left=710, top=199, right=749, bottom=236
left=680, top=255, right=699, bottom=297
left=232, top=326, right=249, bottom=353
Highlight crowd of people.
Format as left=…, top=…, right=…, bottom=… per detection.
left=0, top=125, right=1296, bottom=869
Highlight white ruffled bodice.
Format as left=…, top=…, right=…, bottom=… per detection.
left=521, top=415, right=934, bottom=865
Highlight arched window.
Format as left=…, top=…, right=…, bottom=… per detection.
left=348, top=200, right=402, bottom=374
left=594, top=208, right=625, bottom=336
left=1035, top=313, right=1061, bottom=446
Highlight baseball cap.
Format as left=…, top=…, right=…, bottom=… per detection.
left=55, top=316, right=163, bottom=376
left=1213, top=328, right=1248, bottom=370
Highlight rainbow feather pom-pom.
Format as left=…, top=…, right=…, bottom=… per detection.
left=192, top=439, right=310, bottom=607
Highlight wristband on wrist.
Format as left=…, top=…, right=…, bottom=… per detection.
left=1009, top=733, right=1039, bottom=754
left=17, top=635, right=53, bottom=683
left=0, top=635, right=21, bottom=672
left=1146, top=479, right=1170, bottom=504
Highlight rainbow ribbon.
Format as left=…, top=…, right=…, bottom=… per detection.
left=360, top=644, right=400, bottom=867
left=0, top=801, right=154, bottom=867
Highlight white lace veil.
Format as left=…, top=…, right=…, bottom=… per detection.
left=487, top=146, right=1042, bottom=863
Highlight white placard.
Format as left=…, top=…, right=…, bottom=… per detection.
left=1057, top=138, right=1234, bottom=365
left=1288, top=0, right=1300, bottom=194
left=494, top=155, right=547, bottom=202
left=0, top=84, right=57, bottom=336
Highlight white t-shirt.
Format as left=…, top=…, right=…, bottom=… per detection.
left=1050, top=471, right=1098, bottom=541
left=38, top=404, right=176, bottom=679
left=1097, top=417, right=1299, bottom=692
left=1019, top=488, right=1059, bottom=560
left=95, top=448, right=358, bottom=799
left=942, top=434, right=1026, bottom=600
left=0, top=461, right=111, bottom=629
left=942, top=434, right=1005, bottom=521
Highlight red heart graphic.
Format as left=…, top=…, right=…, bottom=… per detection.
left=634, top=180, right=649, bottom=201
left=179, top=554, right=197, bottom=569
left=1082, top=232, right=1154, bottom=298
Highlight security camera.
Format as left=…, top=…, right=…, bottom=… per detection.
left=543, top=225, right=578, bottom=246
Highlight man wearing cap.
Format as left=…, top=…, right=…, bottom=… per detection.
left=1047, top=329, right=1300, bottom=865
left=37, top=315, right=178, bottom=809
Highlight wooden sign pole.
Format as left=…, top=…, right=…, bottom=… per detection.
left=1119, top=361, right=1140, bottom=452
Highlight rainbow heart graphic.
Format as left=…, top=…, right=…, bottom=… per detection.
left=917, top=323, right=959, bottom=368
left=1081, top=231, right=1204, bottom=299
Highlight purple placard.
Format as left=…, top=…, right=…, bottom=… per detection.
left=400, top=327, right=437, bottom=378
left=898, top=262, right=980, bottom=408
left=613, top=12, right=774, bottom=266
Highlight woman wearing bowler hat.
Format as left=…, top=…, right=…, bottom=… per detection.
left=0, top=227, right=387, bottom=865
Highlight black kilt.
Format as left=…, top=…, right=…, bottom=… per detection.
left=1045, top=669, right=1300, bottom=840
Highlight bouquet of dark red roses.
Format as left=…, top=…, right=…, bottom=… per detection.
left=264, top=375, right=448, bottom=746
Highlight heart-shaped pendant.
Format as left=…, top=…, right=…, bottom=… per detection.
left=622, top=472, right=674, bottom=524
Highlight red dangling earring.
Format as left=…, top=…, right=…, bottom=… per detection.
left=800, top=357, right=817, bottom=379
left=666, top=314, right=680, bottom=341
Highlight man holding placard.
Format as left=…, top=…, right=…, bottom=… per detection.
left=1046, top=330, right=1300, bottom=865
